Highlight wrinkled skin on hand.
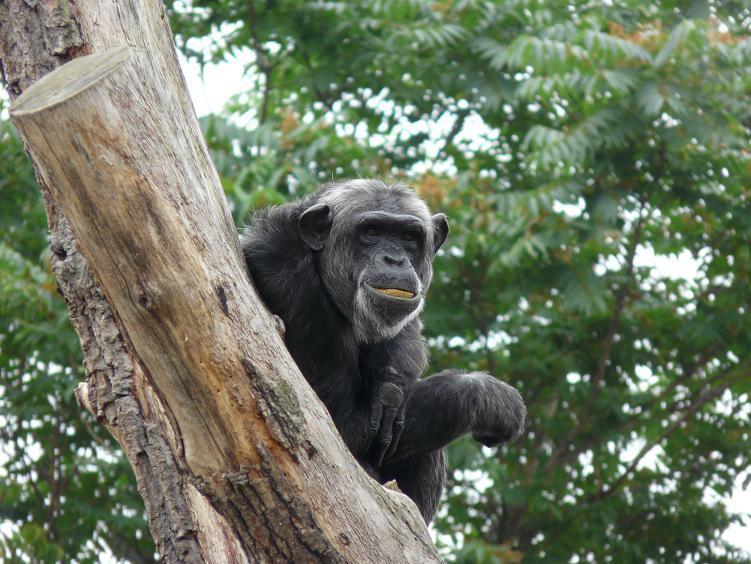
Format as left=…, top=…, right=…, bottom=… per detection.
left=366, top=379, right=409, bottom=466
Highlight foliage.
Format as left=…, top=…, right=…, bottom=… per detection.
left=1, top=0, right=751, bottom=562
left=168, top=1, right=751, bottom=561
left=0, top=113, right=155, bottom=562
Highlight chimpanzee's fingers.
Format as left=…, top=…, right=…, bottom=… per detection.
left=373, top=406, right=398, bottom=467
left=365, top=397, right=383, bottom=451
left=384, top=413, right=405, bottom=462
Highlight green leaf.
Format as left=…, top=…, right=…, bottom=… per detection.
left=654, top=20, right=695, bottom=68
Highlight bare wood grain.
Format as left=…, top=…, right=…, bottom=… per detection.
left=6, top=13, right=440, bottom=563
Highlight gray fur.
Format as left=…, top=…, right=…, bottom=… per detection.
left=315, top=179, right=437, bottom=343
left=353, top=272, right=425, bottom=343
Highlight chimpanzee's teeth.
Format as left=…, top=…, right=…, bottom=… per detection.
left=374, top=288, right=416, bottom=299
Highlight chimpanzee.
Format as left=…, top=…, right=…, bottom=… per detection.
left=241, top=179, right=525, bottom=523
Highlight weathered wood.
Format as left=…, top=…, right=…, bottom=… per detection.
left=1, top=1, right=212, bottom=558
left=5, top=6, right=441, bottom=562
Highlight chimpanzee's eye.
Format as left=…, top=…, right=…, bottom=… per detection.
left=402, top=231, right=416, bottom=242
left=366, top=227, right=377, bottom=237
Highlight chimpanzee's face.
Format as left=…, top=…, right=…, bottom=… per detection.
left=298, top=181, right=448, bottom=343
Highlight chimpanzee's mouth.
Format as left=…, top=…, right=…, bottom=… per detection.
left=372, top=287, right=416, bottom=299
left=366, top=284, right=419, bottom=301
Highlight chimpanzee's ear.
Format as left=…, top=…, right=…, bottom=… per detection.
left=299, top=203, right=333, bottom=251
left=431, top=213, right=449, bottom=253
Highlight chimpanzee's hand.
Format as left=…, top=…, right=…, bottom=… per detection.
left=366, top=376, right=410, bottom=467
left=470, top=374, right=526, bottom=447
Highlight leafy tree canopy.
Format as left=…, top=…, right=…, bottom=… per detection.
left=168, top=1, right=751, bottom=560
left=2, top=0, right=750, bottom=561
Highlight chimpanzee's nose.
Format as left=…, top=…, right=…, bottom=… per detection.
left=383, top=253, right=406, bottom=267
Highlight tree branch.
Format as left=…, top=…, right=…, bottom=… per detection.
left=589, top=192, right=649, bottom=395
left=551, top=342, right=724, bottom=472
left=246, top=0, right=274, bottom=124
left=589, top=362, right=749, bottom=502
left=543, top=194, right=650, bottom=473
left=437, top=109, right=469, bottom=161
left=457, top=256, right=495, bottom=373
left=2, top=1, right=440, bottom=560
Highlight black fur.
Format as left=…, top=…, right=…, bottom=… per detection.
left=241, top=179, right=525, bottom=522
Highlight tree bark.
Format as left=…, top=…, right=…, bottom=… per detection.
left=0, top=1, right=440, bottom=562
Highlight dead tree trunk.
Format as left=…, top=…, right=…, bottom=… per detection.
left=0, top=1, right=440, bottom=562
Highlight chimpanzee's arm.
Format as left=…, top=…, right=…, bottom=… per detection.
left=382, top=370, right=526, bottom=467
